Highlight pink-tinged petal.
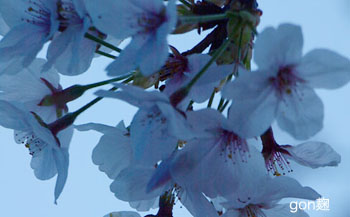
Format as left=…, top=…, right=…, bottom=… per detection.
left=53, top=148, right=69, bottom=204
left=262, top=204, right=309, bottom=217
left=129, top=198, right=158, bottom=212
left=130, top=108, right=178, bottom=166
left=222, top=210, right=240, bottom=217
left=261, top=176, right=321, bottom=202
left=45, top=19, right=96, bottom=75
left=138, top=28, right=169, bottom=76
left=95, top=84, right=168, bottom=109
left=0, top=58, right=60, bottom=122
left=297, top=49, right=350, bottom=89
left=0, top=100, right=31, bottom=131
left=222, top=69, right=279, bottom=138
left=0, top=24, right=48, bottom=74
left=276, top=85, right=324, bottom=140
left=0, top=13, right=9, bottom=35
left=179, top=190, right=220, bottom=217
left=76, top=122, right=131, bottom=179
left=111, top=166, right=169, bottom=202
left=284, top=142, right=341, bottom=168
left=30, top=147, right=57, bottom=180
left=84, top=0, right=142, bottom=38
left=103, top=211, right=141, bottom=217
left=92, top=129, right=132, bottom=179
left=186, top=109, right=226, bottom=135
left=254, top=24, right=303, bottom=70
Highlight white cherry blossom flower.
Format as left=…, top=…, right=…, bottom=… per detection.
left=260, top=128, right=341, bottom=175
left=43, top=0, right=99, bottom=75
left=221, top=176, right=321, bottom=217
left=0, top=0, right=59, bottom=75
left=160, top=47, right=233, bottom=107
left=223, top=23, right=350, bottom=140
left=147, top=109, right=268, bottom=200
left=85, top=0, right=177, bottom=76
left=0, top=58, right=62, bottom=122
left=95, top=84, right=191, bottom=167
left=0, top=12, right=9, bottom=35
left=0, top=100, right=73, bottom=203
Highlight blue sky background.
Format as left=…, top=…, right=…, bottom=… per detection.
left=0, top=0, right=349, bottom=216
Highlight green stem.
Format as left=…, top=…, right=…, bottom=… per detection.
left=83, top=74, right=132, bottom=90
left=85, top=32, right=122, bottom=53
left=96, top=50, right=117, bottom=59
left=179, top=0, right=192, bottom=8
left=207, top=89, right=216, bottom=108
left=180, top=13, right=229, bottom=24
left=186, top=39, right=230, bottom=90
left=72, top=77, right=133, bottom=118
left=219, top=100, right=230, bottom=113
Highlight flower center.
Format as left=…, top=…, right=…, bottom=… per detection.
left=242, top=205, right=265, bottom=217
left=160, top=56, right=189, bottom=81
left=15, top=131, right=48, bottom=156
left=138, top=9, right=166, bottom=33
left=22, top=0, right=51, bottom=28
left=261, top=128, right=293, bottom=176
left=269, top=65, right=304, bottom=97
left=218, top=129, right=250, bottom=163
left=57, top=1, right=82, bottom=31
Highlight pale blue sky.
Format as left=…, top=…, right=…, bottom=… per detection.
left=0, top=0, right=349, bottom=217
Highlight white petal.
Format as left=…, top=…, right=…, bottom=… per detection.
left=254, top=23, right=303, bottom=69
left=31, top=147, right=57, bottom=180
left=85, top=0, right=141, bottom=39
left=276, top=85, right=324, bottom=140
left=0, top=12, right=9, bottom=35
left=0, top=100, right=31, bottom=131
left=92, top=127, right=132, bottom=179
left=261, top=176, right=321, bottom=202
left=284, top=142, right=341, bottom=168
left=222, top=70, right=279, bottom=138
left=262, top=204, right=309, bottom=217
left=110, top=166, right=168, bottom=202
left=129, top=198, right=158, bottom=212
left=103, top=211, right=141, bottom=217
left=179, top=190, right=220, bottom=217
left=130, top=107, right=178, bottom=166
left=45, top=20, right=96, bottom=75
left=95, top=84, right=168, bottom=108
left=53, top=148, right=69, bottom=203
left=297, top=49, right=350, bottom=89
left=222, top=210, right=240, bottom=217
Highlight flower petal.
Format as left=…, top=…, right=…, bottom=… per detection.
left=53, top=148, right=69, bottom=204
left=222, top=69, right=279, bottom=138
left=262, top=204, right=309, bottom=217
left=254, top=23, right=303, bottom=69
left=276, top=85, right=324, bottom=140
left=284, top=142, right=341, bottom=168
left=297, top=48, right=350, bottom=89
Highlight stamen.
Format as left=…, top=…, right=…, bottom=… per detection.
left=22, top=0, right=51, bottom=28
left=218, top=129, right=250, bottom=163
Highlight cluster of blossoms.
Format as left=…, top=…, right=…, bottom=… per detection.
left=0, top=0, right=349, bottom=216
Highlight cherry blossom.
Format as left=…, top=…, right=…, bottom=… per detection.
left=0, top=0, right=59, bottom=75
left=261, top=128, right=341, bottom=175
left=161, top=48, right=233, bottom=107
left=223, top=23, right=350, bottom=140
left=95, top=84, right=191, bottom=166
left=85, top=0, right=177, bottom=76
left=0, top=58, right=62, bottom=121
left=221, top=176, right=321, bottom=217
left=0, top=100, right=73, bottom=203
left=43, top=0, right=99, bottom=75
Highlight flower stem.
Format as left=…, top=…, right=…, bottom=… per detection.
left=82, top=74, right=132, bottom=90
left=72, top=77, right=134, bottom=118
left=179, top=0, right=192, bottom=8
left=187, top=39, right=230, bottom=90
left=95, top=50, right=116, bottom=59
left=180, top=12, right=230, bottom=24
left=85, top=32, right=122, bottom=53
